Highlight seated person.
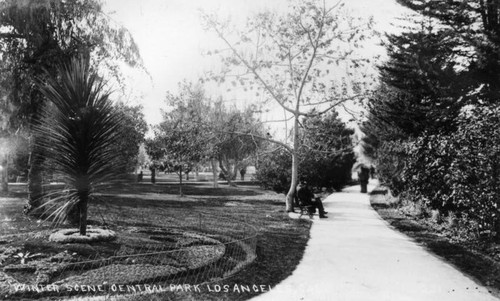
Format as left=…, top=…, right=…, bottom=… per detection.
left=296, top=182, right=327, bottom=218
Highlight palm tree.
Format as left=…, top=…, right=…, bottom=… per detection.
left=35, top=57, right=124, bottom=236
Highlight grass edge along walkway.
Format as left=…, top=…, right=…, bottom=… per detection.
left=251, top=181, right=499, bottom=301
left=371, top=188, right=500, bottom=300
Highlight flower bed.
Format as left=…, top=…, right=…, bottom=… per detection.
left=49, top=228, right=117, bottom=243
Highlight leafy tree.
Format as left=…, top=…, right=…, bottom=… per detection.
left=210, top=102, right=264, bottom=185
left=144, top=137, right=165, bottom=184
left=0, top=0, right=143, bottom=207
left=300, top=111, right=355, bottom=191
left=396, top=0, right=500, bottom=103
left=34, top=57, right=124, bottom=236
left=145, top=138, right=165, bottom=163
left=255, top=148, right=292, bottom=194
left=256, top=111, right=355, bottom=193
left=156, top=83, right=208, bottom=195
left=156, top=82, right=265, bottom=188
left=113, top=103, right=148, bottom=174
left=204, top=0, right=374, bottom=211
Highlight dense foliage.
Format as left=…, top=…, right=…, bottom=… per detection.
left=255, top=149, right=292, bottom=194
left=377, top=106, right=500, bottom=237
left=256, top=111, right=355, bottom=193
left=363, top=1, right=500, bottom=239
left=113, top=103, right=148, bottom=174
left=0, top=0, right=142, bottom=201
left=209, top=101, right=264, bottom=183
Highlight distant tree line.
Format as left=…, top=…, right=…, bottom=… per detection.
left=146, top=82, right=356, bottom=196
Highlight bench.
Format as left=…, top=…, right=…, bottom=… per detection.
left=298, top=205, right=315, bottom=218
left=295, top=200, right=315, bottom=219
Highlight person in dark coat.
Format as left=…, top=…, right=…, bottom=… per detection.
left=358, top=166, right=370, bottom=193
left=296, top=182, right=328, bottom=218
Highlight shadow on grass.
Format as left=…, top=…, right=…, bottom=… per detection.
left=123, top=216, right=311, bottom=301
left=1, top=181, right=311, bottom=301
left=103, top=182, right=264, bottom=197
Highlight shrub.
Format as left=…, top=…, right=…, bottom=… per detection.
left=375, top=140, right=413, bottom=196
left=255, top=111, right=356, bottom=194
left=382, top=105, right=500, bottom=238
left=446, top=105, right=500, bottom=237
left=255, top=148, right=292, bottom=194
left=255, top=147, right=355, bottom=194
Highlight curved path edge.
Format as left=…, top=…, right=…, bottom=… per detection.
left=250, top=181, right=500, bottom=301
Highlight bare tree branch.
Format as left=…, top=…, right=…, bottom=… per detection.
left=262, top=116, right=294, bottom=123
left=219, top=130, right=292, bottom=153
left=207, top=19, right=297, bottom=116
left=299, top=93, right=369, bottom=117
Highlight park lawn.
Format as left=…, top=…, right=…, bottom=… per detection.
left=0, top=176, right=311, bottom=301
left=370, top=189, right=500, bottom=299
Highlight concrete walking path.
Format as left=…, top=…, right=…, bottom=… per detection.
left=251, top=182, right=500, bottom=301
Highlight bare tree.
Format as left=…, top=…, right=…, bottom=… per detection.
left=203, top=0, right=375, bottom=211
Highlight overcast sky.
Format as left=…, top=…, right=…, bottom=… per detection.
left=102, top=0, right=411, bottom=127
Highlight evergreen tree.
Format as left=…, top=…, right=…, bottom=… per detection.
left=396, top=0, right=500, bottom=103
left=361, top=18, right=468, bottom=160
left=256, top=111, right=355, bottom=193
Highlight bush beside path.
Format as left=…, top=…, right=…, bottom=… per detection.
left=252, top=181, right=500, bottom=301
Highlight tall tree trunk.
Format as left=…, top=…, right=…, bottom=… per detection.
left=27, top=84, right=46, bottom=212
left=211, top=158, right=219, bottom=188
left=151, top=168, right=156, bottom=184
left=285, top=114, right=300, bottom=212
left=79, top=192, right=89, bottom=236
left=28, top=137, right=44, bottom=210
left=219, top=156, right=236, bottom=186
left=232, top=161, right=239, bottom=181
left=178, top=164, right=183, bottom=196
left=1, top=155, right=8, bottom=193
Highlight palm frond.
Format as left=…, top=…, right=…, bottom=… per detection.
left=34, top=57, right=127, bottom=233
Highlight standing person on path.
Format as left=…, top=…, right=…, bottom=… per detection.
left=296, top=181, right=328, bottom=218
left=358, top=166, right=370, bottom=193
